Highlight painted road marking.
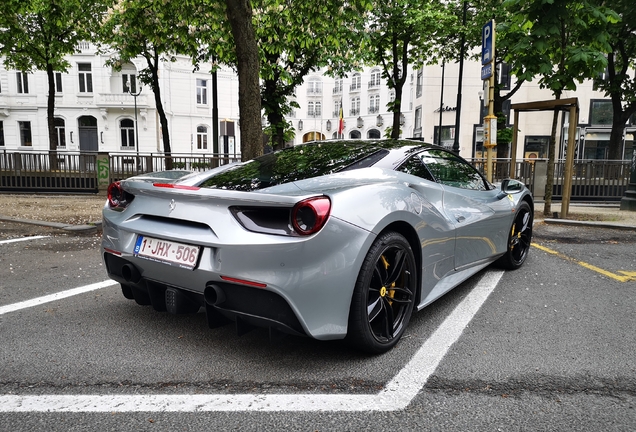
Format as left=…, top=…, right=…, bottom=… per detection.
left=0, top=270, right=505, bottom=412
left=0, top=280, right=118, bottom=316
left=532, top=243, right=635, bottom=282
left=0, top=236, right=50, bottom=245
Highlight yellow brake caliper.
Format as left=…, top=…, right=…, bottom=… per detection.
left=380, top=255, right=396, bottom=305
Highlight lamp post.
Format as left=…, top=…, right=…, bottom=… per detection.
left=128, top=81, right=142, bottom=169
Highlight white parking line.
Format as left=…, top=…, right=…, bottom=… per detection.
left=0, top=236, right=50, bottom=245
left=0, top=270, right=504, bottom=412
left=0, top=280, right=118, bottom=316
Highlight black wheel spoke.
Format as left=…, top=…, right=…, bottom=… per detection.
left=381, top=297, right=394, bottom=339
left=385, top=249, right=406, bottom=286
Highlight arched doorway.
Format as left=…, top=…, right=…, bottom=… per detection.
left=349, top=130, right=361, bottom=139
left=78, top=115, right=98, bottom=151
left=367, top=129, right=381, bottom=139
left=302, top=131, right=326, bottom=143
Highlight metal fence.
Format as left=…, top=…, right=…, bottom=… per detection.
left=1, top=150, right=632, bottom=201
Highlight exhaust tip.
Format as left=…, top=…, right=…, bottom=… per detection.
left=204, top=284, right=226, bottom=306
left=121, top=263, right=141, bottom=283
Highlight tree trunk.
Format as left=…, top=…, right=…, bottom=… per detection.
left=147, top=52, right=172, bottom=170
left=226, top=0, right=262, bottom=161
left=46, top=63, right=58, bottom=170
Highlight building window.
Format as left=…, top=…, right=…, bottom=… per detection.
left=54, top=118, right=66, bottom=148
left=308, top=101, right=322, bottom=117
left=78, top=63, right=93, bottom=93
left=122, top=74, right=137, bottom=93
left=307, top=79, right=322, bottom=95
left=350, top=73, right=361, bottom=91
left=196, top=79, right=207, bottom=105
left=389, top=89, right=396, bottom=103
left=17, top=72, right=29, bottom=94
left=333, top=100, right=342, bottom=118
left=349, top=130, right=361, bottom=139
left=197, top=125, right=208, bottom=150
left=368, top=95, right=380, bottom=114
left=333, top=78, right=343, bottom=94
left=414, top=106, right=422, bottom=130
left=120, top=118, right=135, bottom=148
left=593, top=67, right=609, bottom=91
left=0, top=121, right=4, bottom=146
left=349, top=97, right=360, bottom=116
left=55, top=73, right=63, bottom=93
left=416, top=69, right=423, bottom=97
left=524, top=136, right=549, bottom=159
left=369, top=69, right=381, bottom=89
left=19, top=121, right=32, bottom=146
left=589, top=100, right=612, bottom=125
left=497, top=62, right=511, bottom=90
left=367, top=129, right=381, bottom=139
left=433, top=125, right=455, bottom=148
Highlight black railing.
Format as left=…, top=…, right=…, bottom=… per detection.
left=1, top=149, right=632, bottom=201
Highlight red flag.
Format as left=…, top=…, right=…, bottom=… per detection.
left=338, top=107, right=344, bottom=135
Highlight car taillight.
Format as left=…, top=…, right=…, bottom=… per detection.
left=107, top=181, right=134, bottom=210
left=291, top=196, right=331, bottom=236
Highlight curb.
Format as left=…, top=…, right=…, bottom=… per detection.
left=542, top=218, right=636, bottom=231
left=0, top=215, right=102, bottom=234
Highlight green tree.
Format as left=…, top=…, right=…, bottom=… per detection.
left=0, top=0, right=111, bottom=157
left=591, top=0, right=636, bottom=160
left=504, top=0, right=617, bottom=215
left=253, top=0, right=370, bottom=149
left=366, top=0, right=453, bottom=139
left=99, top=0, right=204, bottom=168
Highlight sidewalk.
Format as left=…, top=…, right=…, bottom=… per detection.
left=535, top=201, right=636, bottom=230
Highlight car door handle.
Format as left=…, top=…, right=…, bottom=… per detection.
left=455, top=214, right=466, bottom=223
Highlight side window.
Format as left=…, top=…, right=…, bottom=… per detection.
left=420, top=149, right=487, bottom=191
left=396, top=155, right=435, bottom=182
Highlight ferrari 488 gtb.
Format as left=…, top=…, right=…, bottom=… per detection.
left=101, top=139, right=533, bottom=353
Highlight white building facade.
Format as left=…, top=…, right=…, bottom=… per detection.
left=411, top=59, right=636, bottom=161
left=0, top=42, right=241, bottom=157
left=286, top=67, right=413, bottom=145
left=1, top=42, right=633, bottom=163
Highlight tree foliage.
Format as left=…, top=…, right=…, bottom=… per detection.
left=504, top=0, right=619, bottom=214
left=99, top=0, right=207, bottom=166
left=251, top=0, right=371, bottom=149
left=365, top=0, right=453, bottom=138
left=589, top=0, right=636, bottom=160
left=0, top=0, right=112, bottom=153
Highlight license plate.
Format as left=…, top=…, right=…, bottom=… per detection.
left=134, top=235, right=200, bottom=269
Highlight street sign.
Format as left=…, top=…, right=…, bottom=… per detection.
left=481, top=64, right=492, bottom=80
left=482, top=20, right=494, bottom=65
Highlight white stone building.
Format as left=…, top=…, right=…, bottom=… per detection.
left=0, top=42, right=240, bottom=157
left=1, top=41, right=634, bottom=162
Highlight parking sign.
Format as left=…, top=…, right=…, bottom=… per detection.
left=482, top=20, right=494, bottom=65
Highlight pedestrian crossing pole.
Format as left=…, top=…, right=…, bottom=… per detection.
left=481, top=20, right=496, bottom=182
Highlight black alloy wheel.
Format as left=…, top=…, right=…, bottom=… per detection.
left=497, top=201, right=533, bottom=270
left=348, top=231, right=417, bottom=354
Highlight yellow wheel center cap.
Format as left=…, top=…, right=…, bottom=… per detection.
left=380, top=286, right=387, bottom=297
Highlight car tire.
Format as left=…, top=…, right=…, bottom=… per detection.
left=347, top=231, right=417, bottom=354
left=496, top=200, right=533, bottom=270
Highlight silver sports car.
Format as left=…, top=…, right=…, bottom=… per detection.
left=101, top=139, right=533, bottom=353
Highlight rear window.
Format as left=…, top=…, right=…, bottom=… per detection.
left=199, top=140, right=399, bottom=191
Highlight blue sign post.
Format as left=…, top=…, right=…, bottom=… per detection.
left=481, top=19, right=496, bottom=182
left=482, top=20, right=493, bottom=65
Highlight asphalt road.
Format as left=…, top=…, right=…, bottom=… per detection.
left=0, top=223, right=635, bottom=431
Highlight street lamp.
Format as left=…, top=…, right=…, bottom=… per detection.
left=127, top=80, right=142, bottom=169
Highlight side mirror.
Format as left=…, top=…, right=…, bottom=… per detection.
left=498, top=179, right=524, bottom=199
